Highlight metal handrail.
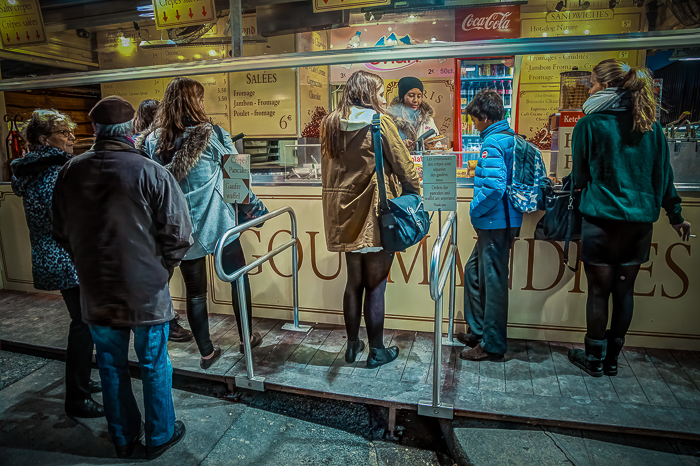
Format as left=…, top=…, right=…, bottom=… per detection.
left=419, top=211, right=457, bottom=420
left=213, top=205, right=307, bottom=392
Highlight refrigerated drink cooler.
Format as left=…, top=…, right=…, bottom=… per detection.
left=458, top=57, right=515, bottom=166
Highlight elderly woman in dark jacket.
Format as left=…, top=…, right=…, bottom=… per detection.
left=10, top=109, right=104, bottom=418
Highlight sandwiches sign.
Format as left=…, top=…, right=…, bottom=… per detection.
left=455, top=6, right=521, bottom=42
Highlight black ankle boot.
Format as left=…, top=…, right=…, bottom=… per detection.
left=366, top=346, right=399, bottom=369
left=604, top=331, right=625, bottom=376
left=568, top=335, right=606, bottom=377
left=344, top=340, right=365, bottom=364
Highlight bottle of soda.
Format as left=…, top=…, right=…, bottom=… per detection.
left=505, top=108, right=511, bottom=125
left=461, top=88, right=467, bottom=108
left=467, top=82, right=475, bottom=102
left=504, top=81, right=512, bottom=107
left=495, top=80, right=503, bottom=96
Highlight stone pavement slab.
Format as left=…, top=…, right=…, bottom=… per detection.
left=202, top=406, right=440, bottom=466
left=446, top=418, right=700, bottom=466
left=0, top=354, right=441, bottom=466
left=0, top=360, right=244, bottom=465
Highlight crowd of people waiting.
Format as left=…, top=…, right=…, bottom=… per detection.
left=9, top=58, right=691, bottom=459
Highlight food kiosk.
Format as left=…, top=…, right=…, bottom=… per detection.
left=1, top=2, right=699, bottom=350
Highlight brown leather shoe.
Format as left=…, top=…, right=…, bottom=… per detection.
left=168, top=315, right=194, bottom=342
left=455, top=332, right=481, bottom=348
left=459, top=345, right=504, bottom=362
left=239, top=332, right=263, bottom=354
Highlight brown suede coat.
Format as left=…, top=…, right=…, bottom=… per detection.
left=322, top=112, right=420, bottom=252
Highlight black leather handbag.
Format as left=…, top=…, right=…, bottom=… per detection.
left=371, top=114, right=430, bottom=253
left=534, top=175, right=582, bottom=271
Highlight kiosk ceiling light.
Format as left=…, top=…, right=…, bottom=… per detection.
left=609, top=0, right=618, bottom=9
left=579, top=0, right=591, bottom=9
left=555, top=0, right=567, bottom=12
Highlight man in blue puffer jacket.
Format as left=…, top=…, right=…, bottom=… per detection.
left=457, top=89, right=523, bottom=361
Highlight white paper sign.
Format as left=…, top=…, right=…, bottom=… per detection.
left=423, top=155, right=457, bottom=212
left=222, top=154, right=251, bottom=204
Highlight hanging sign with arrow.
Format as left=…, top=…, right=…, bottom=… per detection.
left=152, top=0, right=216, bottom=30
left=0, top=0, right=48, bottom=48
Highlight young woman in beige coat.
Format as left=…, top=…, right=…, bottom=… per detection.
left=320, top=70, right=421, bottom=369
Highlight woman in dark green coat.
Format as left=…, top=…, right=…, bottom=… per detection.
left=568, top=59, right=691, bottom=377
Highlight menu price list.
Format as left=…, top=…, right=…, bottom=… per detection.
left=229, top=69, right=299, bottom=137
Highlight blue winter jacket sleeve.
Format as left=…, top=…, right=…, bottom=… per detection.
left=469, top=136, right=507, bottom=218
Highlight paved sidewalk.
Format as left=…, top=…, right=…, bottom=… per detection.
left=0, top=354, right=440, bottom=466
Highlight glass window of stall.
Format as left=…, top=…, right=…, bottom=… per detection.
left=0, top=1, right=698, bottom=187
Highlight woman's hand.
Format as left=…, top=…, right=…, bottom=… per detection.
left=403, top=139, right=415, bottom=151
left=672, top=221, right=691, bottom=241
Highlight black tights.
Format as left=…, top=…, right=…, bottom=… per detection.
left=178, top=238, right=252, bottom=356
left=584, top=263, right=641, bottom=341
left=343, top=251, right=394, bottom=349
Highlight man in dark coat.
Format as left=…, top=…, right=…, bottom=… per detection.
left=53, top=96, right=193, bottom=460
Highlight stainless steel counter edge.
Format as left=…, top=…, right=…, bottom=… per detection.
left=1, top=30, right=699, bottom=91
left=3, top=180, right=700, bottom=191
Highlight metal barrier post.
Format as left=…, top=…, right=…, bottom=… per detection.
left=235, top=276, right=264, bottom=391
left=442, top=217, right=463, bottom=347
left=214, top=206, right=309, bottom=392
left=282, top=211, right=311, bottom=332
left=418, top=211, right=457, bottom=419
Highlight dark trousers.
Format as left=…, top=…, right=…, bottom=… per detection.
left=464, top=227, right=519, bottom=355
left=178, top=238, right=252, bottom=356
left=59, top=286, right=93, bottom=405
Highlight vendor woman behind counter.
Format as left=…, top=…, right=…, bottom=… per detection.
left=387, top=76, right=442, bottom=150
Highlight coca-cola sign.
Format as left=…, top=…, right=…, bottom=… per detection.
left=455, top=6, right=521, bottom=42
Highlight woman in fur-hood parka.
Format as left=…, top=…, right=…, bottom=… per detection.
left=387, top=96, right=440, bottom=144
left=386, top=76, right=441, bottom=149
left=138, top=77, right=266, bottom=369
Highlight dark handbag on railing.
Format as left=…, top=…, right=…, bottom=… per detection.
left=213, top=125, right=270, bottom=226
left=371, top=114, right=430, bottom=252
left=534, top=174, right=582, bottom=271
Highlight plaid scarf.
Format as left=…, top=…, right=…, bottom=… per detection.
left=582, top=87, right=631, bottom=115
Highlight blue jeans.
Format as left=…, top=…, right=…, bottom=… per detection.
left=90, top=323, right=175, bottom=448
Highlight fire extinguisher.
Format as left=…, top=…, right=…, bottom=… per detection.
left=4, top=114, right=24, bottom=181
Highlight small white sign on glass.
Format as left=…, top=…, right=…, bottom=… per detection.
left=422, top=155, right=457, bottom=212
left=222, top=154, right=251, bottom=204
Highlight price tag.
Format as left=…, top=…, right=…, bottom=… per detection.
left=423, top=155, right=457, bottom=212
left=222, top=154, right=251, bottom=204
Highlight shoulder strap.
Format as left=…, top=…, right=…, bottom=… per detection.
left=371, top=114, right=390, bottom=212
left=213, top=124, right=225, bottom=147
left=563, top=179, right=578, bottom=272
left=211, top=125, right=227, bottom=170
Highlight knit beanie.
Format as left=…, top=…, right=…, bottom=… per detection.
left=398, top=76, right=424, bottom=101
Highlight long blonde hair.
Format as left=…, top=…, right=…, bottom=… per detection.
left=321, top=70, right=385, bottom=159
left=593, top=59, right=657, bottom=132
